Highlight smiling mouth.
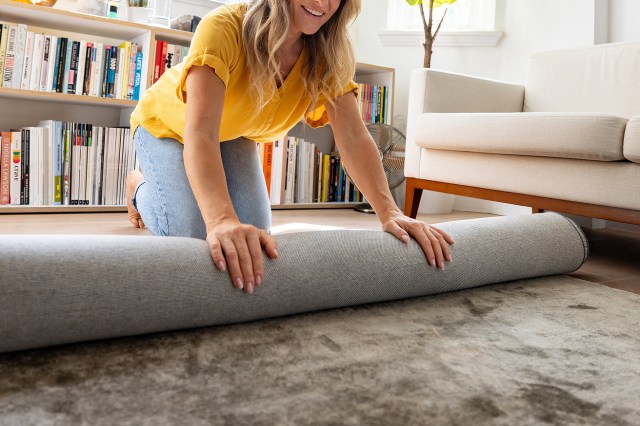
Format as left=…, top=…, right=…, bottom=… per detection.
left=302, top=5, right=324, bottom=17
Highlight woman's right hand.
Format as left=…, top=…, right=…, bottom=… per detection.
left=206, top=220, right=278, bottom=294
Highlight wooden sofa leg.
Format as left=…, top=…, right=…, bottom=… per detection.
left=404, top=178, right=423, bottom=219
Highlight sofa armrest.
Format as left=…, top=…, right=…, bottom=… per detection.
left=405, top=69, right=525, bottom=178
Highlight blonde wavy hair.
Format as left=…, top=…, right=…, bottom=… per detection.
left=242, top=0, right=361, bottom=112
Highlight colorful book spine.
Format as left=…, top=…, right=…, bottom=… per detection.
left=0, top=132, right=10, bottom=204
left=133, top=50, right=143, bottom=100
left=9, top=131, right=21, bottom=205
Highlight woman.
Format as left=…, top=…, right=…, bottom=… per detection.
left=128, top=0, right=454, bottom=294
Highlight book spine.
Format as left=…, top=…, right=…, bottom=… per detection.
left=133, top=50, right=143, bottom=101
left=0, top=132, right=11, bottom=204
left=115, top=43, right=128, bottom=99
left=20, top=129, right=30, bottom=205
left=92, top=43, right=103, bottom=97
left=263, top=142, right=273, bottom=197
left=62, top=122, right=71, bottom=205
left=29, top=33, right=44, bottom=91
left=11, top=24, right=27, bottom=89
left=53, top=121, right=62, bottom=204
left=62, top=38, right=73, bottom=94
left=67, top=40, right=79, bottom=94
left=20, top=31, right=34, bottom=91
left=39, top=35, right=51, bottom=91
left=127, top=43, right=137, bottom=100
left=81, top=42, right=92, bottom=95
left=321, top=154, right=329, bottom=203
left=159, top=40, right=167, bottom=79
left=9, top=131, right=21, bottom=205
left=74, top=40, right=86, bottom=95
left=107, top=45, right=117, bottom=98
left=101, top=45, right=111, bottom=97
left=152, top=39, right=162, bottom=83
left=0, top=23, right=9, bottom=85
left=53, top=37, right=64, bottom=92
left=1, top=24, right=16, bottom=88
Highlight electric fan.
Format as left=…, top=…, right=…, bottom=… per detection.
left=354, top=123, right=406, bottom=214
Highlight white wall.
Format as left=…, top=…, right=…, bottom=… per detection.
left=352, top=0, right=639, bottom=216
left=608, top=0, right=640, bottom=42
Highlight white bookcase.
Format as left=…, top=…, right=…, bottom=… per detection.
left=0, top=0, right=394, bottom=213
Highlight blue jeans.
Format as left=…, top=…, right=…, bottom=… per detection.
left=132, top=126, right=271, bottom=239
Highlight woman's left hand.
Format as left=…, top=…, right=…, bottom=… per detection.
left=381, top=212, right=455, bottom=269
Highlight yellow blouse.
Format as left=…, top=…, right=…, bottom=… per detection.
left=130, top=3, right=358, bottom=144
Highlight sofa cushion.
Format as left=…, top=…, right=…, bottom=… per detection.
left=524, top=42, right=640, bottom=119
left=624, top=116, right=640, bottom=164
left=419, top=150, right=640, bottom=211
left=414, top=112, right=627, bottom=161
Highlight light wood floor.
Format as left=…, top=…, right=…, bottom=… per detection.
left=1, top=209, right=638, bottom=295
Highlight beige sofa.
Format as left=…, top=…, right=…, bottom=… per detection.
left=404, top=42, right=640, bottom=225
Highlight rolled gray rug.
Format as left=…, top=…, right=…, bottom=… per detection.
left=0, top=212, right=588, bottom=354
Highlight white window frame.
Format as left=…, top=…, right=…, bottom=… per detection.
left=380, top=0, right=502, bottom=47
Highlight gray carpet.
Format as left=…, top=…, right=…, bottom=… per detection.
left=1, top=275, right=638, bottom=426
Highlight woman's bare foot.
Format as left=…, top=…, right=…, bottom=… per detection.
left=126, top=170, right=146, bottom=229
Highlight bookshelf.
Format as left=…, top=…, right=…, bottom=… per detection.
left=0, top=0, right=395, bottom=213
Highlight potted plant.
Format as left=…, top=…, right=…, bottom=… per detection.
left=404, top=0, right=457, bottom=68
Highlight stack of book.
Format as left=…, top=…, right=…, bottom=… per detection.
left=0, top=122, right=135, bottom=206
left=259, top=136, right=364, bottom=206
left=0, top=21, right=143, bottom=100
left=152, top=40, right=189, bottom=84
left=356, top=83, right=390, bottom=125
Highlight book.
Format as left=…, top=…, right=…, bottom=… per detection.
left=74, top=40, right=86, bottom=95
left=115, top=42, right=130, bottom=99
left=87, top=43, right=95, bottom=96
left=9, top=130, right=21, bottom=205
left=29, top=33, right=44, bottom=91
left=62, top=122, right=71, bottom=204
left=38, top=120, right=56, bottom=205
left=92, top=42, right=104, bottom=97
left=106, top=45, right=117, bottom=98
left=321, top=154, right=330, bottom=202
left=20, top=128, right=29, bottom=204
left=20, top=30, right=34, bottom=91
left=0, top=131, right=10, bottom=204
left=284, top=136, right=296, bottom=205
left=101, top=45, right=111, bottom=97
left=116, top=41, right=130, bottom=99
left=11, top=23, right=27, bottom=89
left=133, top=50, right=143, bottom=100
left=39, top=34, right=51, bottom=92
left=67, top=40, right=79, bottom=94
left=126, top=43, right=137, bottom=99
left=53, top=37, right=65, bottom=92
left=2, top=24, right=17, bottom=88
left=263, top=142, right=273, bottom=197
left=0, top=22, right=9, bottom=84
left=62, top=38, right=73, bottom=94
left=152, top=39, right=162, bottom=83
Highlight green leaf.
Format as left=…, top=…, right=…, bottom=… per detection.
left=404, top=0, right=457, bottom=7
left=433, top=0, right=457, bottom=7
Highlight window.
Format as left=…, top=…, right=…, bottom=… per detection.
left=387, top=0, right=496, bottom=32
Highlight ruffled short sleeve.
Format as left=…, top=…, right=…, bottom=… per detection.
left=305, top=80, right=359, bottom=128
